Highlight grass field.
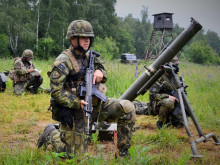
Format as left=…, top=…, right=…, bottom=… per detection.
left=0, top=58, right=219, bottom=164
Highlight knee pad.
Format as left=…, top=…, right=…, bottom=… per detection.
left=119, top=100, right=135, bottom=114
left=161, top=98, right=175, bottom=109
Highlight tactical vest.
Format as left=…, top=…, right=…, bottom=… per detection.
left=62, top=49, right=107, bottom=102
left=62, top=49, right=89, bottom=93
left=8, top=57, right=34, bottom=82
left=49, top=49, right=107, bottom=121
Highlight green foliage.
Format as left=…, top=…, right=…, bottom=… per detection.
left=92, top=36, right=119, bottom=60
left=37, top=38, right=54, bottom=60
left=131, top=6, right=153, bottom=58
left=1, top=0, right=220, bottom=64
left=0, top=148, right=48, bottom=165
left=0, top=59, right=220, bottom=164
left=128, top=145, right=154, bottom=164
left=0, top=0, right=36, bottom=56
left=0, top=34, right=10, bottom=58
left=132, top=128, right=181, bottom=149
left=169, top=149, right=191, bottom=165
left=180, top=63, right=220, bottom=129
left=206, top=30, right=220, bottom=53
left=183, top=41, right=219, bottom=65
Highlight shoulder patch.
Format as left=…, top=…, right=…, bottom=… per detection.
left=52, top=70, right=61, bottom=79
left=57, top=63, right=66, bottom=72
left=53, top=60, right=69, bottom=75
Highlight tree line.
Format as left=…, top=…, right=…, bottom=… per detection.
left=0, top=0, right=220, bottom=65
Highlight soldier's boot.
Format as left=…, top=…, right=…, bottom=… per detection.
left=29, top=86, right=39, bottom=94
left=115, top=148, right=130, bottom=159
left=119, top=149, right=130, bottom=157
left=156, top=121, right=164, bottom=129
left=37, top=124, right=56, bottom=148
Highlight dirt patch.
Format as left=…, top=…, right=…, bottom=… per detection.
left=1, top=118, right=220, bottom=164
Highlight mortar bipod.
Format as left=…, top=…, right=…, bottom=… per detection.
left=162, top=64, right=220, bottom=158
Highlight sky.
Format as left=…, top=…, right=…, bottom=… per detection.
left=115, top=0, right=220, bottom=36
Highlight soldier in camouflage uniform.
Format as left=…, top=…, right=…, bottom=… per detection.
left=134, top=58, right=184, bottom=129
left=8, top=49, right=43, bottom=95
left=37, top=20, right=136, bottom=157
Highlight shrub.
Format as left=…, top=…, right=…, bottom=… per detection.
left=0, top=34, right=10, bottom=58
left=37, top=37, right=54, bottom=60
left=183, top=41, right=217, bottom=65
left=92, top=36, right=119, bottom=60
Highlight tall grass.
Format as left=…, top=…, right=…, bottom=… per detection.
left=180, top=62, right=220, bottom=130
left=0, top=58, right=219, bottom=164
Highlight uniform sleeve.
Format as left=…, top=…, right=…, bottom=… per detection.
left=154, top=93, right=169, bottom=101
left=94, top=56, right=107, bottom=83
left=14, top=60, right=29, bottom=75
left=50, top=59, right=81, bottom=110
left=149, top=80, right=169, bottom=101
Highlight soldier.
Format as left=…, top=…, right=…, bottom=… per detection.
left=8, top=49, right=43, bottom=95
left=37, top=20, right=136, bottom=158
left=134, top=58, right=184, bottom=129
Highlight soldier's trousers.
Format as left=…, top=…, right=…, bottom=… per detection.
left=13, top=76, right=43, bottom=95
left=47, top=98, right=136, bottom=155
left=157, top=98, right=183, bottom=127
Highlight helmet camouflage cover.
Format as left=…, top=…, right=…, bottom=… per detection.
left=171, top=56, right=180, bottom=64
left=66, top=20, right=94, bottom=39
left=22, top=49, right=33, bottom=58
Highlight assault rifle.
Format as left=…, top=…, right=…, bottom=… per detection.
left=78, top=50, right=108, bottom=135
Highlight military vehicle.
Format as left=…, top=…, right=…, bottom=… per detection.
left=120, top=53, right=138, bottom=64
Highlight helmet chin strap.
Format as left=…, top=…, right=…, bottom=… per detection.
left=71, top=37, right=93, bottom=56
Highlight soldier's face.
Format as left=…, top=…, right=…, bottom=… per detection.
left=27, top=57, right=32, bottom=61
left=79, top=37, right=90, bottom=50
left=71, top=37, right=90, bottom=51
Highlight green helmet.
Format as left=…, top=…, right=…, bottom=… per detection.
left=171, top=56, right=180, bottom=64
left=66, top=20, right=94, bottom=39
left=22, top=49, right=33, bottom=58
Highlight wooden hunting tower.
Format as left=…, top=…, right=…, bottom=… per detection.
left=153, top=12, right=173, bottom=30
left=144, top=12, right=174, bottom=59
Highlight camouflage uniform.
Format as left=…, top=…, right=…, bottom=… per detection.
left=38, top=20, right=136, bottom=157
left=8, top=49, right=43, bottom=95
left=133, top=100, right=155, bottom=116
left=148, top=71, right=184, bottom=129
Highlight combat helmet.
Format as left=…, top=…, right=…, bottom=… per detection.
left=170, top=56, right=180, bottom=74
left=171, top=56, right=180, bottom=64
left=22, top=49, right=33, bottom=59
left=66, top=20, right=94, bottom=40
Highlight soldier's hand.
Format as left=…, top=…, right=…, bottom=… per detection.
left=28, top=69, right=35, bottom=73
left=80, top=100, right=88, bottom=110
left=169, top=95, right=179, bottom=103
left=93, top=70, right=103, bottom=84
